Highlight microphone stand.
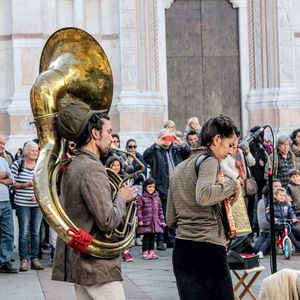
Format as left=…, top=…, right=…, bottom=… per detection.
left=246, top=126, right=277, bottom=273
left=262, top=137, right=276, bottom=274
left=267, top=163, right=277, bottom=273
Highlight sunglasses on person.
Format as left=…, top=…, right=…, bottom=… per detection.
left=113, top=139, right=120, bottom=143
left=128, top=145, right=137, bottom=149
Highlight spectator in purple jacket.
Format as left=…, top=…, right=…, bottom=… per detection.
left=136, top=177, right=166, bottom=260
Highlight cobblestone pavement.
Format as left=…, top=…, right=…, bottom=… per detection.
left=1, top=244, right=300, bottom=299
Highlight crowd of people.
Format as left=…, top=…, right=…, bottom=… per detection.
left=2, top=111, right=300, bottom=298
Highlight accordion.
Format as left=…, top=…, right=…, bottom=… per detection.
left=224, top=185, right=252, bottom=238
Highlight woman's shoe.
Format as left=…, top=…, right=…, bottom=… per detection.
left=149, top=250, right=159, bottom=259
left=145, top=253, right=153, bottom=260
left=122, top=252, right=133, bottom=262
left=142, top=251, right=149, bottom=259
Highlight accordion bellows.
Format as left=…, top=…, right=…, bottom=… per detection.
left=224, top=185, right=252, bottom=238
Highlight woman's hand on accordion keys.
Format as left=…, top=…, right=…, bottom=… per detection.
left=228, top=180, right=240, bottom=205
left=237, top=176, right=244, bottom=186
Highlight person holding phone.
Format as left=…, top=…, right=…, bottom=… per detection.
left=143, top=128, right=191, bottom=250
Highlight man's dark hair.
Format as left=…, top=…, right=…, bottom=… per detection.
left=112, top=133, right=120, bottom=141
left=77, top=113, right=110, bottom=148
left=199, top=114, right=239, bottom=147
left=187, top=130, right=198, bottom=139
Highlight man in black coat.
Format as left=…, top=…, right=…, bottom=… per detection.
left=248, top=126, right=268, bottom=233
left=143, top=129, right=191, bottom=249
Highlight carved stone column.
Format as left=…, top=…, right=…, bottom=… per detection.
left=0, top=1, right=14, bottom=138
left=231, top=0, right=251, bottom=135
left=157, top=0, right=175, bottom=122
left=113, top=0, right=166, bottom=150
left=247, top=0, right=300, bottom=136
left=7, top=0, right=42, bottom=150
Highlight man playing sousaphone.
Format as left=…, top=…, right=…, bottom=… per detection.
left=51, top=100, right=137, bottom=299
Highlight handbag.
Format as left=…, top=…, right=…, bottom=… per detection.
left=244, top=165, right=258, bottom=196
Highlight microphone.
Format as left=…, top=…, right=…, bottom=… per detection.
left=239, top=126, right=266, bottom=152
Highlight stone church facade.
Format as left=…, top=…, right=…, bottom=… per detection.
left=0, top=0, right=300, bottom=153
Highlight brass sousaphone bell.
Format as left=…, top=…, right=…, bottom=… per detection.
left=30, top=27, right=140, bottom=258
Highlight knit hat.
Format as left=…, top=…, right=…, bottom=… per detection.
left=56, top=100, right=94, bottom=141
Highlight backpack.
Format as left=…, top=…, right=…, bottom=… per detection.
left=10, top=159, right=25, bottom=209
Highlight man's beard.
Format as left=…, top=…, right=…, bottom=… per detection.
left=99, top=145, right=110, bottom=157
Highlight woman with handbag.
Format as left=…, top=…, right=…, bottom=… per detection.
left=221, top=136, right=257, bottom=232
left=11, top=141, right=44, bottom=272
left=220, top=136, right=256, bottom=205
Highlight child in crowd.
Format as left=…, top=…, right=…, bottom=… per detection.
left=286, top=169, right=300, bottom=240
left=286, top=169, right=300, bottom=212
left=257, top=187, right=300, bottom=259
left=164, top=120, right=183, bottom=138
left=186, top=117, right=201, bottom=132
left=106, top=156, right=134, bottom=262
left=183, top=117, right=201, bottom=143
left=136, top=177, right=166, bottom=260
left=164, top=120, right=176, bottom=133
left=253, top=180, right=282, bottom=254
left=106, top=155, right=128, bottom=179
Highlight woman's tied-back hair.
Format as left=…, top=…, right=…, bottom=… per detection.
left=143, top=177, right=156, bottom=192
left=77, top=113, right=109, bottom=148
left=199, top=114, right=239, bottom=147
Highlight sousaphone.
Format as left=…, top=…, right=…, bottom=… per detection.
left=30, top=27, right=140, bottom=258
